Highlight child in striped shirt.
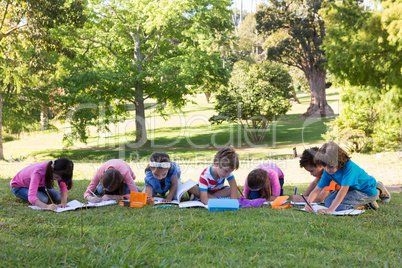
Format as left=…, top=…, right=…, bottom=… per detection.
left=188, top=147, right=240, bottom=205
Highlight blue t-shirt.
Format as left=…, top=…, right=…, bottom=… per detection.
left=317, top=160, right=377, bottom=196
left=144, top=161, right=181, bottom=194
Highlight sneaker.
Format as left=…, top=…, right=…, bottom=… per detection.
left=376, top=181, right=391, bottom=203
left=189, top=194, right=201, bottom=201
left=189, top=194, right=199, bottom=201
left=367, top=201, right=379, bottom=210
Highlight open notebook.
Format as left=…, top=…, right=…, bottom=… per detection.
left=153, top=179, right=208, bottom=208
left=301, top=204, right=365, bottom=216
left=29, top=200, right=117, bottom=212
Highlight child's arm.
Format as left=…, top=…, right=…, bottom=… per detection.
left=58, top=191, right=68, bottom=208
left=304, top=179, right=318, bottom=196
left=228, top=179, right=238, bottom=199
left=304, top=186, right=323, bottom=212
left=318, top=186, right=349, bottom=214
left=200, top=191, right=209, bottom=205
left=34, top=199, right=58, bottom=211
left=145, top=186, right=153, bottom=197
left=163, top=175, right=178, bottom=202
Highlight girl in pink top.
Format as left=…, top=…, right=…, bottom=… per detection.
left=84, top=159, right=140, bottom=203
left=243, top=163, right=284, bottom=200
left=10, top=158, right=74, bottom=210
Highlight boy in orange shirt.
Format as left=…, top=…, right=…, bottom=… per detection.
left=291, top=147, right=340, bottom=203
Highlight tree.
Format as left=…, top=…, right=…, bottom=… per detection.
left=68, top=0, right=232, bottom=146
left=238, top=13, right=265, bottom=61
left=0, top=0, right=86, bottom=159
left=322, top=0, right=401, bottom=151
left=210, top=60, right=293, bottom=143
left=255, top=0, right=334, bottom=118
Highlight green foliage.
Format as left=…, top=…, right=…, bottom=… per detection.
left=322, top=0, right=402, bottom=152
left=255, top=0, right=334, bottom=117
left=324, top=85, right=402, bottom=152
left=210, top=61, right=293, bottom=143
left=58, top=0, right=233, bottom=145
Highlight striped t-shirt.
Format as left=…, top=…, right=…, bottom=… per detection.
left=198, top=165, right=234, bottom=192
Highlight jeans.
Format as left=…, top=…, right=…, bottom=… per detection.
left=324, top=189, right=377, bottom=211
left=279, top=178, right=284, bottom=196
left=11, top=187, right=61, bottom=204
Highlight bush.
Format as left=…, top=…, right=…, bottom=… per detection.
left=210, top=60, right=293, bottom=143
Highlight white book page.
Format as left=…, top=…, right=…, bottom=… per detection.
left=176, top=180, right=196, bottom=201
left=153, top=179, right=196, bottom=205
left=29, top=200, right=85, bottom=212
left=87, top=200, right=117, bottom=207
left=153, top=197, right=180, bottom=205
left=301, top=204, right=365, bottom=216
left=179, top=201, right=208, bottom=209
left=290, top=201, right=318, bottom=206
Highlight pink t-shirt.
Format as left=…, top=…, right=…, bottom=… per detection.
left=84, top=159, right=137, bottom=200
left=10, top=161, right=68, bottom=205
left=243, top=163, right=284, bottom=196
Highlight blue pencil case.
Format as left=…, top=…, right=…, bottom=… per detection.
left=208, top=199, right=239, bottom=212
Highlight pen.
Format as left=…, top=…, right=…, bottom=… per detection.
left=215, top=193, right=221, bottom=199
left=301, top=194, right=314, bottom=211
left=87, top=188, right=96, bottom=197
left=294, top=186, right=297, bottom=195
left=153, top=205, right=176, bottom=208
left=237, top=186, right=244, bottom=198
left=45, top=187, right=54, bottom=204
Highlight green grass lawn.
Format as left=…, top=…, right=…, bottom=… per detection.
left=3, top=89, right=339, bottom=162
left=1, top=178, right=400, bottom=267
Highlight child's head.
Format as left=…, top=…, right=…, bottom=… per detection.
left=214, top=147, right=239, bottom=170
left=45, top=158, right=74, bottom=190
left=101, top=168, right=124, bottom=195
left=246, top=168, right=271, bottom=200
left=213, top=147, right=239, bottom=178
left=146, top=152, right=171, bottom=180
left=299, top=147, right=323, bottom=178
left=314, top=141, right=350, bottom=174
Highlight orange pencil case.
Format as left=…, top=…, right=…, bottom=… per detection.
left=271, top=195, right=293, bottom=209
left=119, top=192, right=147, bottom=208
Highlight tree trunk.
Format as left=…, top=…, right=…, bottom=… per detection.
left=204, top=92, right=211, bottom=103
left=40, top=105, right=49, bottom=130
left=302, top=68, right=334, bottom=118
left=0, top=89, right=3, bottom=159
left=134, top=84, right=147, bottom=146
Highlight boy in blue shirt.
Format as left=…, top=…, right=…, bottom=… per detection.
left=305, top=142, right=390, bottom=213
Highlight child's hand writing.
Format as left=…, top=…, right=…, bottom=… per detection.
left=162, top=198, right=172, bottom=203
left=88, top=196, right=103, bottom=203
left=304, top=204, right=314, bottom=212
left=47, top=204, right=58, bottom=211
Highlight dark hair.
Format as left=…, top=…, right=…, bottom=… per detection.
left=45, top=158, right=74, bottom=190
left=299, top=147, right=319, bottom=168
left=214, top=147, right=239, bottom=170
left=314, top=141, right=351, bottom=169
left=101, top=169, right=124, bottom=195
left=246, top=169, right=271, bottom=200
left=145, top=152, right=171, bottom=173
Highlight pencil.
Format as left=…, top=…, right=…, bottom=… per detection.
left=45, top=187, right=54, bottom=204
left=215, top=193, right=221, bottom=199
left=301, top=194, right=314, bottom=210
left=237, top=186, right=244, bottom=198
left=87, top=188, right=96, bottom=197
